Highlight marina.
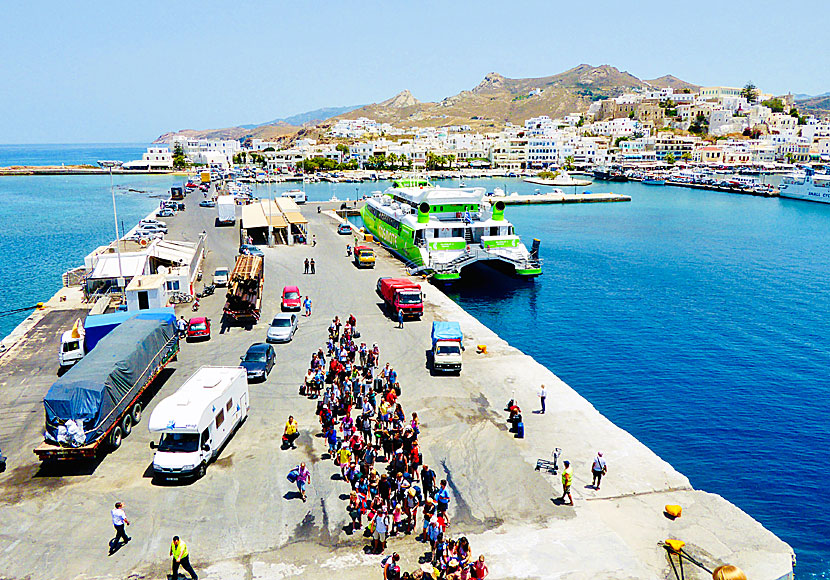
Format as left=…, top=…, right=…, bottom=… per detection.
left=0, top=179, right=796, bottom=579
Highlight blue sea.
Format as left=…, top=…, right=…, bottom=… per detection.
left=0, top=143, right=149, bottom=167
left=0, top=146, right=826, bottom=576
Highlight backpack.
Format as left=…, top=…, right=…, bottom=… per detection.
left=287, top=468, right=299, bottom=483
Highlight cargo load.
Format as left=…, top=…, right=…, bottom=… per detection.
left=224, top=254, right=264, bottom=322
left=36, top=312, right=179, bottom=460
left=431, top=321, right=463, bottom=374
left=379, top=278, right=423, bottom=319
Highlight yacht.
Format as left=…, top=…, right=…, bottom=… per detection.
left=281, top=189, right=307, bottom=204
left=779, top=168, right=830, bottom=204
left=360, top=178, right=541, bottom=282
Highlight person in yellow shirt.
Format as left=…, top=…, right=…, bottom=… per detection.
left=282, top=415, right=299, bottom=450
left=559, top=460, right=574, bottom=506
left=170, top=535, right=198, bottom=580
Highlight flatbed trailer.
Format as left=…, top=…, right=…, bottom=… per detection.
left=223, top=254, right=264, bottom=322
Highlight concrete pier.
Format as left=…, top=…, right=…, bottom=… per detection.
left=0, top=195, right=793, bottom=580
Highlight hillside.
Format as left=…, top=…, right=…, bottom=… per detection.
left=797, top=94, right=830, bottom=118
left=326, top=64, right=699, bottom=132
left=155, top=64, right=701, bottom=142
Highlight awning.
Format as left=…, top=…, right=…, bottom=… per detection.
left=275, top=197, right=300, bottom=213
left=241, top=204, right=268, bottom=229
left=283, top=211, right=308, bottom=224
left=89, top=254, right=148, bottom=279
left=267, top=213, right=288, bottom=228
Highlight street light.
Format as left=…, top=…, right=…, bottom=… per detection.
left=99, top=160, right=125, bottom=290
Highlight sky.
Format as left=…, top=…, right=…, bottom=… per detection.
left=1, top=0, right=828, bottom=144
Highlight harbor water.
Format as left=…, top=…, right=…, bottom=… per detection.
left=0, top=149, right=826, bottom=576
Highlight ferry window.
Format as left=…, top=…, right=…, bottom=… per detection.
left=215, top=409, right=224, bottom=429
left=490, top=227, right=498, bottom=236
left=452, top=228, right=463, bottom=238
left=226, top=399, right=233, bottom=411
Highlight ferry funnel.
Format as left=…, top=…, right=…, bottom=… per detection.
left=417, top=202, right=430, bottom=223
left=492, top=200, right=506, bottom=221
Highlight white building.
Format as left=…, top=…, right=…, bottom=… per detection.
left=123, top=146, right=173, bottom=170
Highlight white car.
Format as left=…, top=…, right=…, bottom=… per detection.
left=138, top=223, right=167, bottom=234
left=125, top=230, right=163, bottom=241
left=266, top=313, right=298, bottom=343
left=213, top=267, right=230, bottom=287
left=140, top=219, right=167, bottom=229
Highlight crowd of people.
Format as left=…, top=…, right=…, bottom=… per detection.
left=285, top=313, right=489, bottom=580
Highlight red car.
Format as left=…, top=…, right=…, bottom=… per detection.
left=187, top=317, right=211, bottom=341
left=281, top=286, right=301, bottom=311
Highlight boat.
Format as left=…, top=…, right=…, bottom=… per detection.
left=360, top=178, right=542, bottom=282
left=642, top=179, right=665, bottom=185
left=281, top=189, right=307, bottom=204
left=779, top=168, right=830, bottom=204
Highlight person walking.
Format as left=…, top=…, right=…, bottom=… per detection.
left=591, top=451, right=607, bottom=490
left=304, top=258, right=310, bottom=274
left=397, top=309, right=404, bottom=329
left=538, top=384, right=547, bottom=414
left=170, top=536, right=198, bottom=580
left=310, top=258, right=316, bottom=274
left=470, top=555, right=489, bottom=579
left=372, top=508, right=390, bottom=554
left=560, top=460, right=574, bottom=506
left=303, top=296, right=312, bottom=317
left=177, top=316, right=187, bottom=339
left=296, top=462, right=311, bottom=502
left=282, top=415, right=299, bottom=449
left=434, top=479, right=451, bottom=516
left=109, top=501, right=130, bottom=552
left=312, top=234, right=317, bottom=247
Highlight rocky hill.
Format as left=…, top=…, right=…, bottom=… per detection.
left=155, top=64, right=700, bottom=143
left=797, top=94, right=830, bottom=118
left=325, top=64, right=699, bottom=132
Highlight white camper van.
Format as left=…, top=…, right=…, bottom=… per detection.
left=148, top=366, right=249, bottom=480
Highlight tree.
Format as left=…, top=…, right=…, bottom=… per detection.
left=689, top=112, right=709, bottom=135
left=741, top=82, right=758, bottom=103
left=563, top=155, right=575, bottom=171
left=336, top=143, right=349, bottom=155
left=172, top=143, right=187, bottom=169
left=680, top=152, right=692, bottom=161
left=786, top=152, right=796, bottom=164
left=665, top=153, right=676, bottom=165
left=762, top=98, right=785, bottom=113
left=577, top=115, right=585, bottom=128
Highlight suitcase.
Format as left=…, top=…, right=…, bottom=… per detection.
left=516, top=422, right=525, bottom=439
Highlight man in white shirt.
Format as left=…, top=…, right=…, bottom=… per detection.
left=110, top=501, right=131, bottom=552
left=592, top=452, right=607, bottom=490
left=539, top=384, right=547, bottom=414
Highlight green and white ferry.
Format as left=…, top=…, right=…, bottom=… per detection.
left=360, top=178, right=542, bottom=282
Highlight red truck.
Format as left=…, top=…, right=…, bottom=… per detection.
left=378, top=278, right=424, bottom=319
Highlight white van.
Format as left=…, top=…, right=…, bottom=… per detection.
left=148, top=366, right=249, bottom=481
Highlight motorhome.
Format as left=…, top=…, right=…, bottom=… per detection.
left=148, top=366, right=249, bottom=481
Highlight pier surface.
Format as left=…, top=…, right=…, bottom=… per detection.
left=0, top=198, right=792, bottom=579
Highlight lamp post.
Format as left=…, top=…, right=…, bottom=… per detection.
left=100, top=160, right=125, bottom=290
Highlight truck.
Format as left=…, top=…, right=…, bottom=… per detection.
left=353, top=245, right=376, bottom=268
left=216, top=195, right=236, bottom=225
left=59, top=308, right=174, bottom=368
left=148, top=366, right=249, bottom=481
left=431, top=321, right=463, bottom=374
left=379, top=278, right=424, bottom=319
left=223, top=254, right=264, bottom=323
left=170, top=186, right=185, bottom=200
left=36, top=311, right=179, bottom=461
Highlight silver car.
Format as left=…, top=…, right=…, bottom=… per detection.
left=266, top=313, right=298, bottom=343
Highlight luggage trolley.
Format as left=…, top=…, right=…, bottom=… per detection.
left=535, top=447, right=561, bottom=475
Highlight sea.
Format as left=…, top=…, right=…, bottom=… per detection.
left=0, top=144, right=827, bottom=577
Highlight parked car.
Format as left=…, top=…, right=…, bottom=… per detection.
left=281, top=286, right=301, bottom=311
left=213, top=267, right=230, bottom=287
left=140, top=219, right=167, bottom=229
left=337, top=223, right=352, bottom=235
left=157, top=208, right=175, bottom=218
left=138, top=223, right=168, bottom=234
left=186, top=317, right=211, bottom=341
left=239, top=343, right=276, bottom=382
left=266, top=313, right=298, bottom=343
left=238, top=244, right=265, bottom=257
left=199, top=199, right=216, bottom=208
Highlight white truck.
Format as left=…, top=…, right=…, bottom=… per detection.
left=431, top=321, right=463, bottom=374
left=148, top=366, right=249, bottom=481
left=216, top=195, right=236, bottom=226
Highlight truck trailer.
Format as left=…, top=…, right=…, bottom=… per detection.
left=431, top=321, right=463, bottom=374
left=379, top=278, right=424, bottom=319
left=36, top=311, right=179, bottom=460
left=216, top=195, right=236, bottom=225
left=223, top=254, right=264, bottom=323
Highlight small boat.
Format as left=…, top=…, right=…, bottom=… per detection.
left=281, top=189, right=307, bottom=204
left=643, top=179, right=665, bottom=185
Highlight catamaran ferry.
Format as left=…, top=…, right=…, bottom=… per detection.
left=779, top=168, right=830, bottom=204
left=360, top=179, right=541, bottom=281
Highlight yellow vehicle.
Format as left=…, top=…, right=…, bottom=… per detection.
left=353, top=245, right=376, bottom=268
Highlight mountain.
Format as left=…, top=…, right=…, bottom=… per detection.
left=156, top=64, right=701, bottom=142
left=795, top=91, right=830, bottom=102
left=154, top=105, right=362, bottom=143
left=798, top=94, right=830, bottom=117
left=324, top=64, right=699, bottom=132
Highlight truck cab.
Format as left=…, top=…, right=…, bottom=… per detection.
left=431, top=321, right=463, bottom=374
left=353, top=246, right=375, bottom=268
left=59, top=324, right=84, bottom=368
left=149, top=366, right=249, bottom=481
left=379, top=278, right=424, bottom=318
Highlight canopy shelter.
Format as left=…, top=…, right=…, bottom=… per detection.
left=283, top=211, right=309, bottom=244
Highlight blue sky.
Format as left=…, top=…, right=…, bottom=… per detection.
left=1, top=0, right=827, bottom=143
